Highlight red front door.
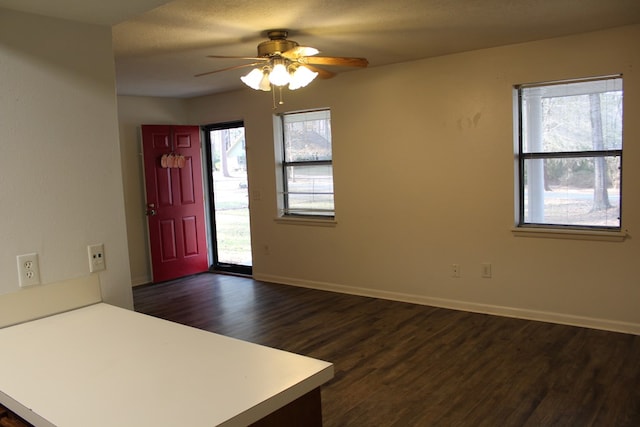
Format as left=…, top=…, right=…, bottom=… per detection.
left=141, top=125, right=209, bottom=283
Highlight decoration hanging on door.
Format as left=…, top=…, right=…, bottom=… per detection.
left=161, top=153, right=186, bottom=168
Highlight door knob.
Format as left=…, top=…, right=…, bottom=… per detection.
left=146, top=209, right=157, bottom=216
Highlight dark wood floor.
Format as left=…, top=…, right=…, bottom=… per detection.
left=133, top=273, right=640, bottom=427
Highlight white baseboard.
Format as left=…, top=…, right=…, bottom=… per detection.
left=131, top=275, right=151, bottom=287
left=253, top=273, right=640, bottom=336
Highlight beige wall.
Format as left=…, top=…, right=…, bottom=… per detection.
left=0, top=9, right=133, bottom=308
left=120, top=25, right=640, bottom=333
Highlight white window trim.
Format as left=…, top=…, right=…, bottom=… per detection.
left=274, top=216, right=337, bottom=227
left=511, top=226, right=627, bottom=242
left=513, top=75, right=624, bottom=239
left=273, top=108, right=335, bottom=221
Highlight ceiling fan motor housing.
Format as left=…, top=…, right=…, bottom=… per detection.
left=257, top=30, right=299, bottom=57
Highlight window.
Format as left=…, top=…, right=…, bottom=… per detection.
left=275, top=109, right=334, bottom=218
left=515, top=76, right=623, bottom=231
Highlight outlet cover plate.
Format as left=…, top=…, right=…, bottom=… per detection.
left=88, top=244, right=106, bottom=273
left=17, top=253, right=41, bottom=287
left=482, top=263, right=492, bottom=278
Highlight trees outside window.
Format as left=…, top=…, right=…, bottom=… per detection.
left=516, top=76, right=623, bottom=230
left=276, top=109, right=334, bottom=218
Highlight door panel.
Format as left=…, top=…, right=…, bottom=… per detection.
left=182, top=216, right=199, bottom=256
left=142, top=125, right=209, bottom=283
left=179, top=159, right=196, bottom=204
left=159, top=219, right=177, bottom=261
left=156, top=168, right=173, bottom=206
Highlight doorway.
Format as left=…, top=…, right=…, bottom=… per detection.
left=141, top=125, right=209, bottom=283
left=204, top=122, right=252, bottom=275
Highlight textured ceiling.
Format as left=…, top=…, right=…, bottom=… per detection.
left=2, top=0, right=640, bottom=98
left=0, top=0, right=170, bottom=25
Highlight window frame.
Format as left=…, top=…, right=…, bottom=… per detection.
left=514, top=75, right=624, bottom=235
left=274, top=108, right=336, bottom=221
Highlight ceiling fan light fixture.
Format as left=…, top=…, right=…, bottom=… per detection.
left=289, top=65, right=318, bottom=90
left=268, top=60, right=290, bottom=86
left=199, top=29, right=368, bottom=102
left=241, top=67, right=272, bottom=91
left=258, top=70, right=272, bottom=91
left=240, top=68, right=264, bottom=90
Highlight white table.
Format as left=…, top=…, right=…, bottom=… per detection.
left=0, top=303, right=333, bottom=426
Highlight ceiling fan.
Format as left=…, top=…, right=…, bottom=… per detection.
left=195, top=30, right=369, bottom=92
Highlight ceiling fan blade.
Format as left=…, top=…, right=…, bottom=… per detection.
left=281, top=46, right=319, bottom=59
left=303, top=64, right=335, bottom=79
left=195, top=62, right=262, bottom=77
left=206, top=55, right=268, bottom=61
left=301, top=56, right=369, bottom=68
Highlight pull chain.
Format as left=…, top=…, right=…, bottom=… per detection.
left=271, top=85, right=286, bottom=109
left=271, top=85, right=276, bottom=109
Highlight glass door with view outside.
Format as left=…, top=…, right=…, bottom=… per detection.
left=205, top=122, right=252, bottom=275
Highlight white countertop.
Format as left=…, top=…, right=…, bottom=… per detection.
left=0, top=303, right=333, bottom=426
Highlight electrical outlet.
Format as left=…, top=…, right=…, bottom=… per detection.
left=451, top=263, right=460, bottom=278
left=88, top=244, right=106, bottom=273
left=17, top=253, right=41, bottom=287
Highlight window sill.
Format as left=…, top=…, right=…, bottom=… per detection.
left=274, top=216, right=337, bottom=227
left=511, top=227, right=628, bottom=242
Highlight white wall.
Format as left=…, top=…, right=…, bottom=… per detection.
left=0, top=9, right=133, bottom=308
left=117, top=96, right=189, bottom=285
left=120, top=25, right=640, bottom=333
